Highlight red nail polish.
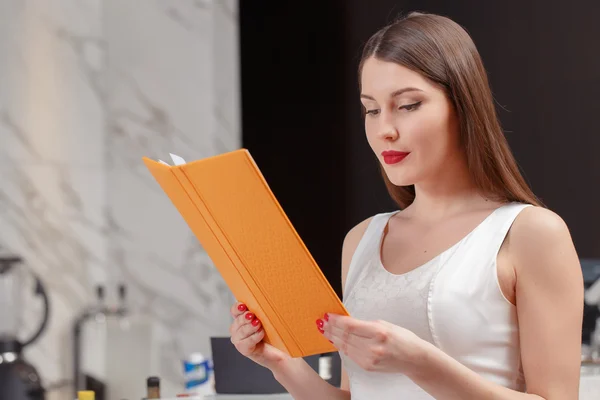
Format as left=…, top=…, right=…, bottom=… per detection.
left=324, top=313, right=329, bottom=321
left=316, top=319, right=324, bottom=328
left=238, top=304, right=247, bottom=312
left=329, top=340, right=333, bottom=344
left=251, top=318, right=260, bottom=327
left=245, top=313, right=254, bottom=320
left=318, top=327, right=324, bottom=334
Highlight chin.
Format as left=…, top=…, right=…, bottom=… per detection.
left=379, top=158, right=423, bottom=186
left=380, top=157, right=420, bottom=186
left=384, top=172, right=417, bottom=187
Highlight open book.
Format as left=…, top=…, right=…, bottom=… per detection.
left=143, top=149, right=348, bottom=357
left=158, top=153, right=187, bottom=166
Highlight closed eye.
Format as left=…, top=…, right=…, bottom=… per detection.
left=364, top=101, right=421, bottom=117
left=400, top=101, right=422, bottom=111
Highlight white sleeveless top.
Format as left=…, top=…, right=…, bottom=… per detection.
left=341, top=202, right=531, bottom=399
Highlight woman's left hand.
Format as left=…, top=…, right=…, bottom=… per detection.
left=318, top=313, right=428, bottom=374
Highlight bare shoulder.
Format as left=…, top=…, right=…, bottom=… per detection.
left=340, top=215, right=377, bottom=294
left=508, top=205, right=579, bottom=275
left=510, top=206, right=572, bottom=248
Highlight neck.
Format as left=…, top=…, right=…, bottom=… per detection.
left=408, top=153, right=488, bottom=221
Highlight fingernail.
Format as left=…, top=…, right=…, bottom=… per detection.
left=251, top=318, right=260, bottom=327
left=245, top=313, right=254, bottom=320
left=318, top=327, right=324, bottom=334
left=238, top=304, right=247, bottom=312
left=329, top=340, right=333, bottom=344
left=324, top=313, right=329, bottom=321
left=316, top=319, right=324, bottom=328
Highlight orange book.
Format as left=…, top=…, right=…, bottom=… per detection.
left=142, top=149, right=349, bottom=357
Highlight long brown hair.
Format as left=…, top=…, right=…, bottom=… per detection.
left=359, top=12, right=542, bottom=209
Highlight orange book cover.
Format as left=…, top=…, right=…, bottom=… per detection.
left=142, top=148, right=349, bottom=357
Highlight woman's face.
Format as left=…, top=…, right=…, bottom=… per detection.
left=360, top=57, right=461, bottom=187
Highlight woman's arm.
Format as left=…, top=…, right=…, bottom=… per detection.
left=405, top=206, right=584, bottom=399
left=269, top=357, right=350, bottom=400
left=341, top=366, right=350, bottom=391
left=270, top=216, right=373, bottom=399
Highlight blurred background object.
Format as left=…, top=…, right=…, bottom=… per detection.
left=0, top=0, right=239, bottom=397
left=0, top=248, right=49, bottom=400
left=0, top=0, right=598, bottom=399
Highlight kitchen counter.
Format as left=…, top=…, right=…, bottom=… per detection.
left=580, top=370, right=600, bottom=399
left=200, top=375, right=600, bottom=400
left=87, top=372, right=600, bottom=400
left=203, top=395, right=292, bottom=400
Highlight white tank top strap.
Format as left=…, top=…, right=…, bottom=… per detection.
left=455, top=202, right=534, bottom=265
left=487, top=202, right=533, bottom=254
left=343, top=211, right=398, bottom=299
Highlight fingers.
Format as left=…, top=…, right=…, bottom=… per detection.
left=230, top=310, right=264, bottom=355
left=331, top=333, right=364, bottom=357
left=326, top=321, right=367, bottom=345
left=327, top=315, right=376, bottom=339
left=229, top=302, right=263, bottom=345
left=326, top=325, right=370, bottom=355
left=319, top=314, right=384, bottom=358
left=233, top=311, right=262, bottom=340
left=320, top=320, right=371, bottom=360
left=238, top=324, right=265, bottom=350
left=230, top=302, right=248, bottom=318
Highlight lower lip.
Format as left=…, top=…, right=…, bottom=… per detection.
left=383, top=154, right=409, bottom=165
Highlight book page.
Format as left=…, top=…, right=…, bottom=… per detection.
left=170, top=153, right=187, bottom=166
left=157, top=153, right=187, bottom=166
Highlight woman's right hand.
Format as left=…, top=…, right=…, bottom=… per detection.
left=229, top=302, right=289, bottom=370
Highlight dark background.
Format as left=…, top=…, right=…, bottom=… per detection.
left=239, top=0, right=600, bottom=297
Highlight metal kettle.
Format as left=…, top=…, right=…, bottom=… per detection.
left=0, top=252, right=50, bottom=400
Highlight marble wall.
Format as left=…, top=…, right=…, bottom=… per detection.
left=0, top=0, right=108, bottom=392
left=104, top=0, right=239, bottom=392
left=0, top=0, right=240, bottom=397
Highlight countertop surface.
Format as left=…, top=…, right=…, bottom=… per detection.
left=580, top=373, right=600, bottom=399
left=173, top=374, right=600, bottom=400
left=203, top=395, right=293, bottom=400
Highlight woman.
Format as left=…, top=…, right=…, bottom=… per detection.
left=228, top=12, right=584, bottom=399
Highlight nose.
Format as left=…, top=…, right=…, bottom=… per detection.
left=378, top=127, right=399, bottom=141
left=377, top=115, right=399, bottom=141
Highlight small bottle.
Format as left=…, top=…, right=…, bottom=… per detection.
left=183, top=352, right=215, bottom=395
left=318, top=354, right=332, bottom=380
left=77, top=390, right=95, bottom=400
left=95, top=285, right=106, bottom=322
left=147, top=376, right=161, bottom=399
left=116, top=283, right=130, bottom=329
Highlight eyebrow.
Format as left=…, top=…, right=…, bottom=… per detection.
left=360, top=87, right=423, bottom=100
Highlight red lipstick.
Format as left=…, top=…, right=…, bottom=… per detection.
left=381, top=150, right=409, bottom=165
